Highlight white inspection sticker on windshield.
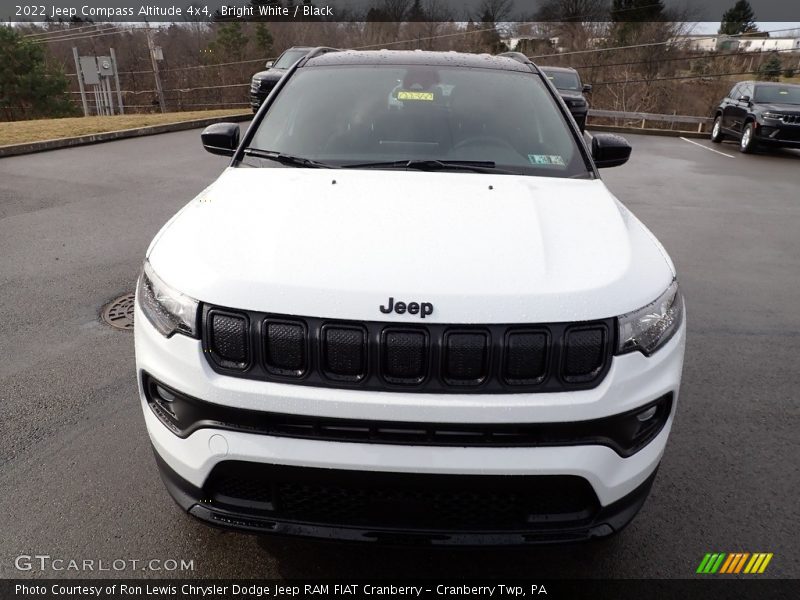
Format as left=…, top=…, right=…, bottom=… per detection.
left=529, top=154, right=566, bottom=166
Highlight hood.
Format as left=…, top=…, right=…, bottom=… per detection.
left=252, top=68, right=286, bottom=81
left=148, top=168, right=674, bottom=323
left=557, top=90, right=585, bottom=100
left=758, top=102, right=800, bottom=114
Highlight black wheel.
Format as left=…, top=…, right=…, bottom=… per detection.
left=739, top=122, right=757, bottom=153
left=710, top=115, right=725, bottom=143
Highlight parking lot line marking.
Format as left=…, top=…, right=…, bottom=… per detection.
left=679, top=136, right=736, bottom=159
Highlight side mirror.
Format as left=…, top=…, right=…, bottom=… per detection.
left=582, top=84, right=592, bottom=93
left=738, top=95, right=751, bottom=103
left=201, top=123, right=240, bottom=157
left=265, top=60, right=274, bottom=68
left=591, top=133, right=631, bottom=168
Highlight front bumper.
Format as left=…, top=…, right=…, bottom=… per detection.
left=135, top=302, right=685, bottom=542
left=754, top=122, right=800, bottom=147
left=155, top=449, right=659, bottom=544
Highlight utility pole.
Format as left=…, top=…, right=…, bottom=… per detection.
left=110, top=47, right=124, bottom=114
left=72, top=47, right=89, bottom=117
left=146, top=23, right=166, bottom=113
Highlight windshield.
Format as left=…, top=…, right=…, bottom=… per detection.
left=246, top=64, right=591, bottom=178
left=754, top=85, right=800, bottom=105
left=273, top=49, right=309, bottom=69
left=542, top=70, right=581, bottom=91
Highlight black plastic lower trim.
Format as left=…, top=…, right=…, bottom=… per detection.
left=153, top=451, right=658, bottom=546
left=144, top=373, right=672, bottom=458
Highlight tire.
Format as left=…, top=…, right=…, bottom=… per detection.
left=739, top=122, right=757, bottom=153
left=710, top=115, right=725, bottom=143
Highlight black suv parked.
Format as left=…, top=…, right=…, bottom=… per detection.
left=250, top=46, right=316, bottom=112
left=539, top=66, right=592, bottom=132
left=711, top=81, right=800, bottom=153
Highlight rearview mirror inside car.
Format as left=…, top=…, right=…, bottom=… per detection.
left=201, top=123, right=240, bottom=157
left=591, top=133, right=632, bottom=168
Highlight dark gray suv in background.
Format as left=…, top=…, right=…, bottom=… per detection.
left=539, top=66, right=592, bottom=132
left=250, top=46, right=315, bottom=111
left=711, top=81, right=800, bottom=153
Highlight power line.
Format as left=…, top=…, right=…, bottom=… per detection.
left=545, top=46, right=800, bottom=72
left=529, top=27, right=800, bottom=59
left=592, top=68, right=790, bottom=87
left=22, top=23, right=107, bottom=38
left=32, top=27, right=134, bottom=44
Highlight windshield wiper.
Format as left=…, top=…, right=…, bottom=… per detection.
left=242, top=148, right=336, bottom=169
left=342, top=159, right=516, bottom=174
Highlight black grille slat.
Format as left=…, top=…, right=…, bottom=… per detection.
left=264, top=320, right=307, bottom=377
left=504, top=330, right=549, bottom=385
left=201, top=306, right=613, bottom=393
left=322, top=326, right=367, bottom=382
left=209, top=312, right=249, bottom=369
left=443, top=331, right=489, bottom=386
left=382, top=329, right=428, bottom=384
left=563, top=327, right=606, bottom=382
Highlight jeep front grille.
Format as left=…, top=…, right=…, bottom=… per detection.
left=201, top=305, right=614, bottom=393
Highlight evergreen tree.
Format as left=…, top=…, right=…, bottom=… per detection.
left=758, top=53, right=783, bottom=82
left=208, top=22, right=249, bottom=60
left=719, top=0, right=758, bottom=35
left=0, top=26, right=76, bottom=121
left=255, top=23, right=273, bottom=56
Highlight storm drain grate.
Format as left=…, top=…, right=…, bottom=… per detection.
left=102, top=293, right=135, bottom=330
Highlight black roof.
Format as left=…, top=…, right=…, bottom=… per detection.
left=306, top=50, right=533, bottom=72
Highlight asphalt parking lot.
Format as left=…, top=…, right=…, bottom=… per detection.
left=0, top=128, right=798, bottom=579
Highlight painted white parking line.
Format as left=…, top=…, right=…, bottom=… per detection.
left=679, top=136, right=736, bottom=159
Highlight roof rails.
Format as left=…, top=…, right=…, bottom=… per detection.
left=498, top=51, right=532, bottom=65
left=304, top=47, right=340, bottom=60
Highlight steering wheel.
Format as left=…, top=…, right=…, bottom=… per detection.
left=452, top=135, right=517, bottom=153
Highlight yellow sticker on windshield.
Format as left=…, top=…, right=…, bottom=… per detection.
left=397, top=91, right=435, bottom=101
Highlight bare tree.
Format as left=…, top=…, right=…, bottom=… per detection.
left=476, top=0, right=514, bottom=23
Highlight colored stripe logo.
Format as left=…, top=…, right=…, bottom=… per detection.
left=697, top=553, right=773, bottom=574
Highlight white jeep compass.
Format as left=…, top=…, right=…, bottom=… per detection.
left=134, top=49, right=685, bottom=544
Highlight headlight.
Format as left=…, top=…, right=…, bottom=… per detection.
left=136, top=260, right=199, bottom=338
left=762, top=112, right=783, bottom=120
left=617, top=280, right=683, bottom=356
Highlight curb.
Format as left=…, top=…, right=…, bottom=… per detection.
left=0, top=113, right=252, bottom=158
left=587, top=124, right=708, bottom=139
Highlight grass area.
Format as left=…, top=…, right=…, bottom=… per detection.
left=0, top=109, right=249, bottom=147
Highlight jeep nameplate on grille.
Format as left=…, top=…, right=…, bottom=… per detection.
left=380, top=297, right=434, bottom=318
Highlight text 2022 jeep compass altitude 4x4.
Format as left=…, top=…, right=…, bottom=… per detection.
left=135, top=49, right=685, bottom=544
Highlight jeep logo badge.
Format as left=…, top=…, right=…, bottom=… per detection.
left=379, top=297, right=434, bottom=319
